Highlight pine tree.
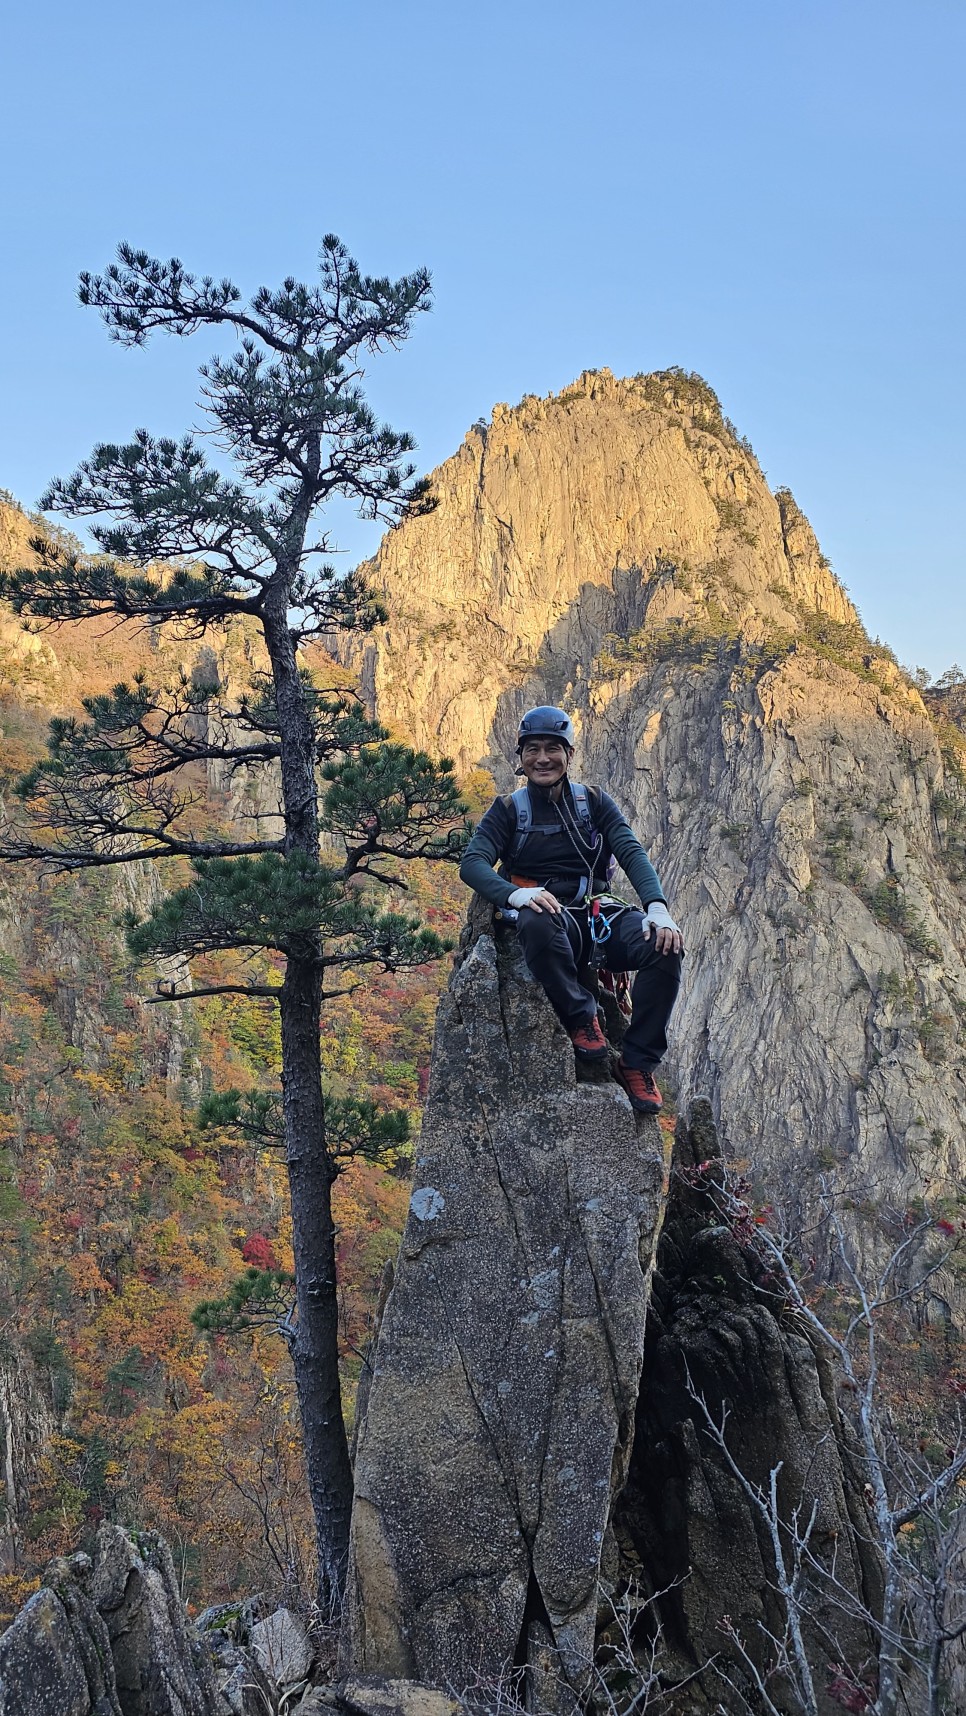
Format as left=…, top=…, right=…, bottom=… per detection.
left=0, top=239, right=466, bottom=1604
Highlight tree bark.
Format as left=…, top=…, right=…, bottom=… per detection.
left=875, top=1571, right=902, bottom=1716
left=264, top=570, right=354, bottom=1606
left=281, top=955, right=353, bottom=1605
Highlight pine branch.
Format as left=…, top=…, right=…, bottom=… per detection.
left=146, top=981, right=281, bottom=1004
left=79, top=237, right=431, bottom=358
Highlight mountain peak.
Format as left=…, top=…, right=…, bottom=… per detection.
left=334, top=375, right=966, bottom=1222
left=345, top=370, right=859, bottom=773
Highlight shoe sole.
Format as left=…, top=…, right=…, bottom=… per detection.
left=572, top=1044, right=609, bottom=1062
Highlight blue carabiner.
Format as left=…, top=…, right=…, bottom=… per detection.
left=590, top=907, right=611, bottom=945
left=589, top=898, right=611, bottom=968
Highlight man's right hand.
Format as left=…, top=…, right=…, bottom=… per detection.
left=507, top=886, right=563, bottom=914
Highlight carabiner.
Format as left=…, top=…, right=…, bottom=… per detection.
left=588, top=897, right=612, bottom=968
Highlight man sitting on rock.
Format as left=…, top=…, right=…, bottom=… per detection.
left=459, top=705, right=683, bottom=1114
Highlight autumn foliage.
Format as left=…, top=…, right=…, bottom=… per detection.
left=0, top=555, right=469, bottom=1616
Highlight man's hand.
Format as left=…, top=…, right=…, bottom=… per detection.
left=507, top=886, right=563, bottom=914
left=642, top=902, right=684, bottom=955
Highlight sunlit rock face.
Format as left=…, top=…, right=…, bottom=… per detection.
left=337, top=370, right=966, bottom=1236
left=340, top=368, right=854, bottom=776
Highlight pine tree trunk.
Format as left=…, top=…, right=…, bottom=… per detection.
left=280, top=956, right=353, bottom=1606
left=264, top=576, right=354, bottom=1606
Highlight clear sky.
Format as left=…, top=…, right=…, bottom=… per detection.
left=2, top=0, right=963, bottom=677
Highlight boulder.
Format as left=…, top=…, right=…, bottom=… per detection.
left=205, top=1632, right=277, bottom=1716
left=194, top=1599, right=263, bottom=1645
left=340, top=1679, right=459, bottom=1716
left=251, top=1607, right=313, bottom=1688
left=341, top=910, right=665, bottom=1711
left=91, top=1525, right=221, bottom=1716
left=0, top=1580, right=121, bottom=1716
left=293, top=1689, right=340, bottom=1713
left=195, top=1602, right=277, bottom=1716
left=293, top=1691, right=340, bottom=1714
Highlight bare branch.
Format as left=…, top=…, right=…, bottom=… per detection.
left=145, top=982, right=281, bottom=1004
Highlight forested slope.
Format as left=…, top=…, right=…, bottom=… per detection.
left=4, top=360, right=966, bottom=1629
left=0, top=498, right=459, bottom=1618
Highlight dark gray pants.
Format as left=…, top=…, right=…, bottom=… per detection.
left=515, top=904, right=681, bottom=1069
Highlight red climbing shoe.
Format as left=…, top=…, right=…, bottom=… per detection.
left=569, top=1014, right=609, bottom=1061
left=616, top=1061, right=663, bottom=1114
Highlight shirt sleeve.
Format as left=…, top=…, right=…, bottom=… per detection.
left=458, top=797, right=517, bottom=908
left=594, top=789, right=666, bottom=907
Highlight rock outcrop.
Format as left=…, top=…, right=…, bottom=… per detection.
left=339, top=1682, right=459, bottom=1716
left=339, top=895, right=883, bottom=1711
left=251, top=1606, right=314, bottom=1694
left=614, top=1101, right=881, bottom=1714
left=336, top=368, right=966, bottom=1239
left=0, top=1528, right=288, bottom=1716
left=341, top=904, right=666, bottom=1711
left=0, top=1558, right=122, bottom=1716
left=91, top=1526, right=221, bottom=1716
left=340, top=369, right=854, bottom=776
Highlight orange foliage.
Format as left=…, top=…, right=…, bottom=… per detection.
left=0, top=556, right=468, bottom=1611
left=0, top=772, right=465, bottom=1616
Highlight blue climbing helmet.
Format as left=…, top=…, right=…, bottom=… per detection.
left=516, top=706, right=575, bottom=751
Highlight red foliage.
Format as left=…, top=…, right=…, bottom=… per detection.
left=241, top=1233, right=278, bottom=1270
left=826, top=1667, right=874, bottom=1711
left=0, top=781, right=464, bottom=1611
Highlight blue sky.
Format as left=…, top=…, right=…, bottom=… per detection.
left=2, top=0, right=963, bottom=675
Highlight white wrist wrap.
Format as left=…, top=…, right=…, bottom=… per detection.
left=643, top=902, right=679, bottom=934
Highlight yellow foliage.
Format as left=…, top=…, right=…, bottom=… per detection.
left=0, top=1573, right=41, bottom=1627
left=0, top=670, right=465, bottom=1605
left=66, top=1251, right=112, bottom=1296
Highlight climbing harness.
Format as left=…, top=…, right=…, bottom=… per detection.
left=501, top=782, right=635, bottom=1016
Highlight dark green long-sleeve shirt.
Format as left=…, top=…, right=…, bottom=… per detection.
left=459, top=780, right=666, bottom=911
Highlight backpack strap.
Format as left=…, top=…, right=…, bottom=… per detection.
left=569, top=781, right=595, bottom=838
left=506, top=780, right=597, bottom=864
left=507, top=785, right=532, bottom=863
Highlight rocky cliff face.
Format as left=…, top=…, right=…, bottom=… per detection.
left=343, top=910, right=880, bottom=1712
left=341, top=369, right=853, bottom=775
left=338, top=370, right=966, bottom=1237
left=0, top=498, right=282, bottom=837
left=0, top=497, right=280, bottom=1088
left=342, top=904, right=666, bottom=1713
left=613, top=1102, right=882, bottom=1715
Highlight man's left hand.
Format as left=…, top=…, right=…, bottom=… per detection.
left=642, top=902, right=684, bottom=955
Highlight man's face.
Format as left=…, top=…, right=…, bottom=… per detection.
left=519, top=737, right=570, bottom=788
